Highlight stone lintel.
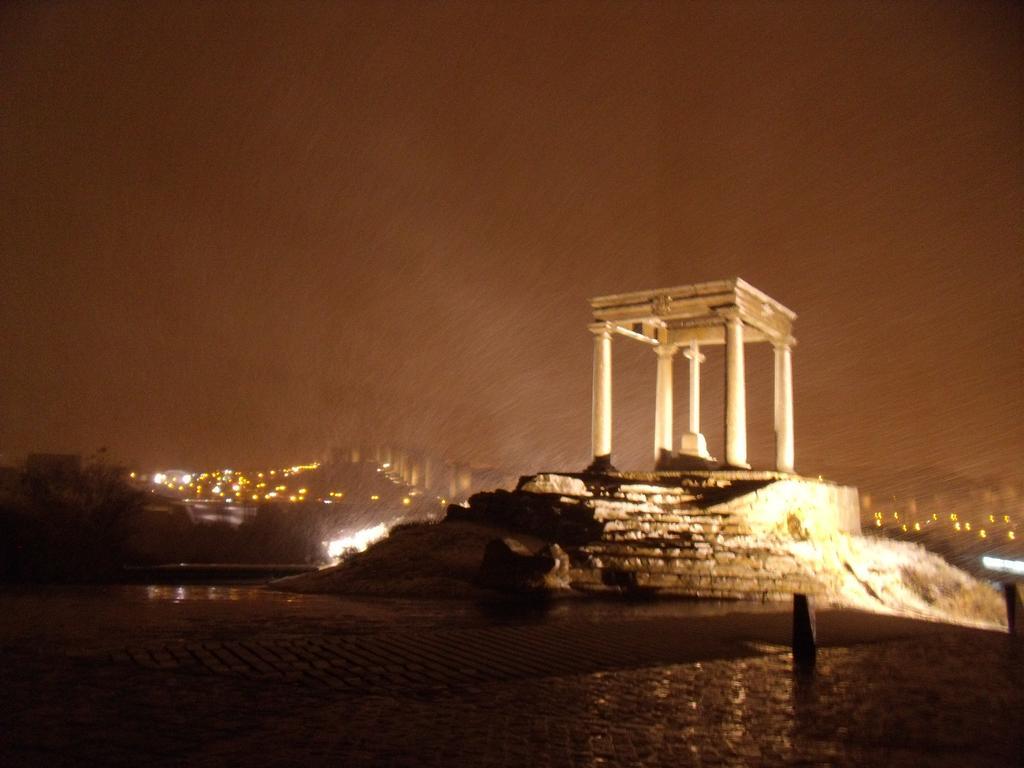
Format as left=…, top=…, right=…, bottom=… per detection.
left=591, top=278, right=795, bottom=348
left=611, top=323, right=659, bottom=346
left=665, top=323, right=774, bottom=347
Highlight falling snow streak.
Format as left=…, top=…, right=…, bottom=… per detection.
left=0, top=1, right=1020, bottom=501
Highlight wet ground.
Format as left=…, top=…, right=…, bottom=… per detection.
left=1, top=585, right=1021, bottom=766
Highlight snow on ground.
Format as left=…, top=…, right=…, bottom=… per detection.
left=520, top=474, right=590, bottom=496
left=784, top=531, right=1006, bottom=629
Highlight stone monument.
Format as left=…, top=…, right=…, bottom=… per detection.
left=586, top=278, right=795, bottom=473
left=450, top=277, right=863, bottom=599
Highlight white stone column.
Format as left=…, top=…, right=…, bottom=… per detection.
left=724, top=315, right=749, bottom=468
left=653, top=345, right=675, bottom=463
left=684, top=341, right=704, bottom=434
left=590, top=323, right=614, bottom=469
left=774, top=342, right=795, bottom=472
left=680, top=341, right=710, bottom=458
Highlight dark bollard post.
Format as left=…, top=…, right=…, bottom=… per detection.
left=792, top=593, right=817, bottom=668
left=1005, top=583, right=1022, bottom=636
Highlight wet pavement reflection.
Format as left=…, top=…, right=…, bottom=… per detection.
left=1, top=584, right=1020, bottom=766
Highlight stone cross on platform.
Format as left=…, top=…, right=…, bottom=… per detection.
left=586, top=278, right=796, bottom=473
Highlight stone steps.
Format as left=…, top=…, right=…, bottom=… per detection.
left=584, top=545, right=805, bottom=566
left=574, top=484, right=819, bottom=600
left=569, top=567, right=821, bottom=599
left=461, top=471, right=856, bottom=600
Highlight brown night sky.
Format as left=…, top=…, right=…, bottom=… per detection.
left=0, top=1, right=1020, bottom=488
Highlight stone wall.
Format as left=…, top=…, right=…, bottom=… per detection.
left=706, top=478, right=861, bottom=538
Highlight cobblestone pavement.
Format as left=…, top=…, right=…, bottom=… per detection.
left=1, top=586, right=1021, bottom=767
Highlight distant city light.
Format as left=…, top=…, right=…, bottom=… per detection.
left=325, top=523, right=389, bottom=559
left=982, top=556, right=1024, bottom=575
left=136, top=457, right=440, bottom=514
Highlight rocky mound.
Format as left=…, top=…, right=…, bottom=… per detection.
left=277, top=472, right=1006, bottom=629
left=275, top=519, right=547, bottom=599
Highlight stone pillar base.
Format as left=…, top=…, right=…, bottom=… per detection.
left=653, top=448, right=674, bottom=471
left=585, top=455, right=616, bottom=474
left=721, top=461, right=752, bottom=470
left=679, top=431, right=711, bottom=459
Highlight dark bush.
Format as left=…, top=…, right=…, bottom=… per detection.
left=0, top=459, right=142, bottom=582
